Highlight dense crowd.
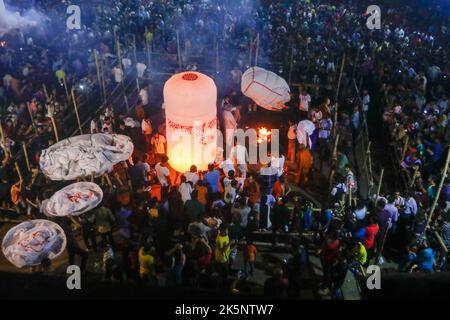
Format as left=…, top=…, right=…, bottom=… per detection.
left=0, top=0, right=450, bottom=299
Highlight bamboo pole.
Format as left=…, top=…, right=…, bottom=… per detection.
left=401, top=135, right=409, bottom=162
left=0, top=121, right=9, bottom=160
left=409, top=165, right=420, bottom=188
left=254, top=33, right=260, bottom=67
left=332, top=133, right=340, bottom=161
left=434, top=231, right=449, bottom=254
left=47, top=104, right=59, bottom=142
left=42, top=84, right=50, bottom=101
left=426, top=148, right=450, bottom=230
left=249, top=36, right=253, bottom=67
left=26, top=102, right=37, bottom=134
left=288, top=46, right=294, bottom=86
left=116, top=40, right=123, bottom=75
left=132, top=35, right=141, bottom=92
left=176, top=30, right=182, bottom=70
left=93, top=50, right=105, bottom=103
left=333, top=54, right=346, bottom=139
left=367, top=142, right=374, bottom=195
left=71, top=88, right=83, bottom=135
left=15, top=162, right=23, bottom=182
left=145, top=27, right=151, bottom=69
left=132, top=34, right=138, bottom=64
left=22, top=143, right=31, bottom=172
left=113, top=27, right=118, bottom=51
left=215, top=38, right=219, bottom=75
left=363, top=141, right=372, bottom=170
left=349, top=185, right=352, bottom=207
left=375, top=168, right=385, bottom=200
left=62, top=76, right=70, bottom=103
left=0, top=121, right=6, bottom=147
left=104, top=173, right=113, bottom=188
left=335, top=53, right=346, bottom=102
left=99, top=54, right=107, bottom=102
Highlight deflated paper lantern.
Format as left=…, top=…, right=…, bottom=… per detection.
left=241, top=67, right=290, bottom=111
left=164, top=72, right=217, bottom=172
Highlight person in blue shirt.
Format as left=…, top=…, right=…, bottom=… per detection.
left=204, top=163, right=220, bottom=194
left=416, top=246, right=436, bottom=272
left=353, top=221, right=367, bottom=243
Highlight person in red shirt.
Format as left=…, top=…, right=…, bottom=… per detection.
left=244, top=240, right=257, bottom=277
left=365, top=216, right=380, bottom=261
left=319, top=232, right=340, bottom=287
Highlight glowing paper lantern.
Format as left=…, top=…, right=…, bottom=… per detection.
left=164, top=72, right=217, bottom=172
left=241, top=67, right=290, bottom=111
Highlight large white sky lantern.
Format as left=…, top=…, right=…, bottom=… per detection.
left=241, top=67, right=291, bottom=111
left=164, top=72, right=218, bottom=173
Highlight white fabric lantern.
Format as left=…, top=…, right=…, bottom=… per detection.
left=42, top=182, right=103, bottom=217
left=241, top=67, right=290, bottom=111
left=164, top=72, right=217, bottom=172
left=2, top=220, right=67, bottom=268
left=39, top=134, right=134, bottom=181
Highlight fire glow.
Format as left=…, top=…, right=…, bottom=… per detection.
left=257, top=127, right=271, bottom=144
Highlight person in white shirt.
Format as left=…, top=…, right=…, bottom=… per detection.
left=151, top=132, right=166, bottom=163
left=230, top=142, right=248, bottom=178
left=155, top=156, right=171, bottom=201
left=90, top=118, right=99, bottom=134
left=393, top=191, right=405, bottom=208
left=142, top=116, right=153, bottom=145
left=3, top=74, right=13, bottom=89
left=270, top=153, right=285, bottom=178
left=299, top=89, right=311, bottom=118
left=326, top=61, right=336, bottom=73
left=122, top=58, right=132, bottom=71
left=136, top=62, right=147, bottom=79
left=179, top=176, right=192, bottom=203
left=354, top=201, right=367, bottom=221
left=139, top=86, right=149, bottom=106
left=223, top=106, right=237, bottom=150
left=362, top=90, right=370, bottom=113
left=113, top=66, right=123, bottom=83
left=403, top=192, right=418, bottom=218
left=219, top=158, right=235, bottom=178
left=224, top=179, right=238, bottom=204
left=184, top=165, right=199, bottom=185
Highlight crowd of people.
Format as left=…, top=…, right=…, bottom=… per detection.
left=0, top=0, right=450, bottom=299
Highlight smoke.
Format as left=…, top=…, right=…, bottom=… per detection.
left=0, top=0, right=48, bottom=34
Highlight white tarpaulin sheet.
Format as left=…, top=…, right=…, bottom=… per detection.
left=241, top=67, right=290, bottom=111
left=42, top=182, right=103, bottom=217
left=2, top=220, right=67, bottom=268
left=40, top=134, right=134, bottom=181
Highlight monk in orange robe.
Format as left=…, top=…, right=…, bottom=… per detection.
left=295, top=144, right=313, bottom=187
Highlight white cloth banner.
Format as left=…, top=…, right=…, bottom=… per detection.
left=40, top=134, right=134, bottom=181
left=2, top=220, right=67, bottom=268
left=42, top=182, right=103, bottom=217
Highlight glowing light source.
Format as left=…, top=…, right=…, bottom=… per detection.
left=164, top=71, right=217, bottom=173
left=258, top=127, right=271, bottom=144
